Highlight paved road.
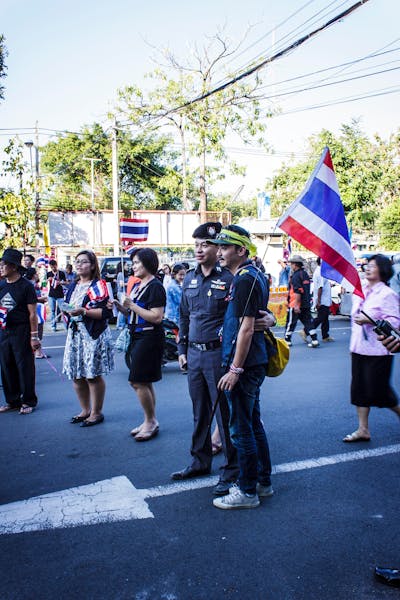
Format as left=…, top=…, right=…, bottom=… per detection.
left=0, top=318, right=399, bottom=599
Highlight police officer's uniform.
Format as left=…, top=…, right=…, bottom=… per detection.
left=177, top=263, right=239, bottom=483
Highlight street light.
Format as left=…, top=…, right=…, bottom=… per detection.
left=24, top=139, right=40, bottom=249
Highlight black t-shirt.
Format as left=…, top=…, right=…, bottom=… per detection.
left=47, top=270, right=66, bottom=299
left=0, top=276, right=37, bottom=328
left=129, top=278, right=166, bottom=333
left=290, top=268, right=311, bottom=308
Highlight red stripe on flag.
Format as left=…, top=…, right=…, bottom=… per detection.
left=281, top=216, right=363, bottom=297
left=323, top=150, right=334, bottom=171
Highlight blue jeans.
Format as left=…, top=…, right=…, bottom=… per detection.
left=225, top=365, right=272, bottom=495
left=48, top=296, right=65, bottom=330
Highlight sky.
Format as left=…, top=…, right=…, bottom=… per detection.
left=1, top=0, right=399, bottom=198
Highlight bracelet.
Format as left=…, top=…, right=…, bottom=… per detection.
left=229, top=364, right=244, bottom=375
left=31, top=336, right=40, bottom=341
left=82, top=308, right=87, bottom=317
left=30, top=331, right=39, bottom=335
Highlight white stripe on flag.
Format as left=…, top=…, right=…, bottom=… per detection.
left=290, top=204, right=356, bottom=266
left=316, top=162, right=340, bottom=195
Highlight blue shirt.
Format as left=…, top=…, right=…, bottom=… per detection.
left=221, top=262, right=269, bottom=368
left=165, top=279, right=182, bottom=325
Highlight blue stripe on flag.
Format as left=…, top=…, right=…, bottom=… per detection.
left=299, top=178, right=349, bottom=241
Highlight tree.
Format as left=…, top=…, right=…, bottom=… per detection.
left=117, top=32, right=272, bottom=217
left=39, top=123, right=182, bottom=211
left=271, top=121, right=400, bottom=232
left=376, top=198, right=400, bottom=251
left=0, top=138, right=35, bottom=250
left=0, top=34, right=7, bottom=101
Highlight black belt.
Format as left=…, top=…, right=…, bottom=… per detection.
left=189, top=339, right=221, bottom=351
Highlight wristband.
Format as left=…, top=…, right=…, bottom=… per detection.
left=30, top=331, right=39, bottom=335
left=82, top=308, right=87, bottom=317
left=31, top=336, right=40, bottom=341
left=229, top=364, right=244, bottom=375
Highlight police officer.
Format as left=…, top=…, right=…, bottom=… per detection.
left=171, top=222, right=239, bottom=495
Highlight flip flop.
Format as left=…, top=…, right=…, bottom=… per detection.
left=135, top=425, right=159, bottom=442
left=0, top=405, right=19, bottom=413
left=19, top=405, right=35, bottom=415
left=343, top=431, right=371, bottom=443
left=130, top=425, right=143, bottom=437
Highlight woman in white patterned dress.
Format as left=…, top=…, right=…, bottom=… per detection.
left=62, top=250, right=114, bottom=427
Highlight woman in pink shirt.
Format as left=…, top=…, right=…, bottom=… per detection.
left=343, top=254, right=400, bottom=442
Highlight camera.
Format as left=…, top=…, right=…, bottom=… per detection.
left=361, top=311, right=400, bottom=340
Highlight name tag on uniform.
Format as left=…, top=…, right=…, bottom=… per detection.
left=189, top=279, right=198, bottom=289
left=211, top=279, right=227, bottom=290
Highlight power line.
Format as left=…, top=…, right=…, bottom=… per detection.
left=276, top=84, right=400, bottom=115
left=260, top=64, right=400, bottom=100
left=170, top=0, right=371, bottom=113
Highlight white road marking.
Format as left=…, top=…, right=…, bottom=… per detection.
left=2, top=444, right=398, bottom=535
left=0, top=476, right=152, bottom=535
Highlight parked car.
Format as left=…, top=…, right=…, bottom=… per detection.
left=98, top=256, right=133, bottom=294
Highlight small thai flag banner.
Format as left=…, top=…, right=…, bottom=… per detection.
left=277, top=147, right=363, bottom=298
left=37, top=303, right=46, bottom=324
left=0, top=306, right=8, bottom=329
left=120, top=218, right=149, bottom=243
left=86, top=279, right=109, bottom=308
left=36, top=256, right=49, bottom=268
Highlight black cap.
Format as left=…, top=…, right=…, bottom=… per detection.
left=0, top=248, right=23, bottom=266
left=192, top=222, right=222, bottom=239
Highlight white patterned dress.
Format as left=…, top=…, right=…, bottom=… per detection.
left=62, top=282, right=114, bottom=380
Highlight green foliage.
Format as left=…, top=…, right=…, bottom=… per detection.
left=271, top=121, right=400, bottom=233
left=0, top=138, right=35, bottom=249
left=376, top=198, right=400, bottom=250
left=207, top=193, right=257, bottom=222
left=39, top=124, right=182, bottom=210
left=117, top=33, right=272, bottom=210
left=0, top=34, right=7, bottom=101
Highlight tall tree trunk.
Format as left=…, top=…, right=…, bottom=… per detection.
left=179, top=121, right=189, bottom=210
left=199, top=140, right=207, bottom=223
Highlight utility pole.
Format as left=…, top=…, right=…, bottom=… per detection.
left=83, top=157, right=101, bottom=210
left=83, top=156, right=101, bottom=247
left=24, top=121, right=40, bottom=251
left=111, top=117, right=120, bottom=255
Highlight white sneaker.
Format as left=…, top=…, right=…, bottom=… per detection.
left=256, top=483, right=274, bottom=497
left=307, top=340, right=319, bottom=348
left=213, top=485, right=260, bottom=510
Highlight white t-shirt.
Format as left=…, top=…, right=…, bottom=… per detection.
left=312, top=266, right=332, bottom=307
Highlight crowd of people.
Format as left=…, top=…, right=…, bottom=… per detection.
left=0, top=231, right=399, bottom=522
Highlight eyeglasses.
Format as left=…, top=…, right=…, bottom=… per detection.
left=74, top=260, right=90, bottom=266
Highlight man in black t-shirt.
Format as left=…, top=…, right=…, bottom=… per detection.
left=47, top=259, right=67, bottom=331
left=0, top=248, right=40, bottom=414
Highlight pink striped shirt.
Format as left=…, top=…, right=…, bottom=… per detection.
left=350, top=281, right=400, bottom=355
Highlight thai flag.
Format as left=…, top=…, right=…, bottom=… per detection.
left=36, top=256, right=49, bottom=268
left=86, top=279, right=109, bottom=307
left=37, top=303, right=46, bottom=324
left=277, top=147, right=363, bottom=298
left=0, top=306, right=7, bottom=329
left=120, top=218, right=149, bottom=243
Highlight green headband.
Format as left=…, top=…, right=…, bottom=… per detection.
left=209, top=228, right=257, bottom=256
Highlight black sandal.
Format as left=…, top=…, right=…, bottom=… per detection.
left=70, top=414, right=90, bottom=424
